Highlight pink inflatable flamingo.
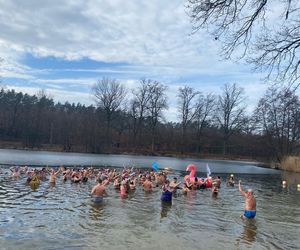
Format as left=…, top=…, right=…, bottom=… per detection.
left=184, top=164, right=200, bottom=185
left=184, top=164, right=212, bottom=188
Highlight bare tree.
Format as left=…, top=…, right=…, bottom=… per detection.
left=130, top=79, right=152, bottom=148
left=253, top=85, right=300, bottom=160
left=177, top=86, right=199, bottom=153
left=92, top=77, right=126, bottom=148
left=147, top=81, right=168, bottom=153
left=194, top=92, right=216, bottom=152
left=215, top=83, right=246, bottom=155
left=186, top=0, right=300, bottom=86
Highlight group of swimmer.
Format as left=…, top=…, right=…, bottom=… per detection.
left=9, top=164, right=257, bottom=220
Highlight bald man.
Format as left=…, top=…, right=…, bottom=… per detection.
left=239, top=180, right=256, bottom=219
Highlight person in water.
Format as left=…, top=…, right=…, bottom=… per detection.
left=49, top=168, right=60, bottom=184
left=181, top=183, right=190, bottom=195
left=211, top=182, right=219, bottom=197
left=120, top=179, right=128, bottom=197
left=239, top=180, right=256, bottom=219
left=129, top=175, right=136, bottom=190
left=227, top=174, right=235, bottom=187
left=91, top=178, right=107, bottom=204
left=170, top=177, right=181, bottom=191
left=213, top=176, right=221, bottom=188
left=10, top=166, right=20, bottom=178
left=161, top=180, right=174, bottom=202
left=142, top=176, right=153, bottom=192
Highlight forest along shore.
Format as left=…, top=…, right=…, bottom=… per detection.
left=1, top=87, right=299, bottom=173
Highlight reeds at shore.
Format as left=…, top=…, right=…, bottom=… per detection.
left=280, top=156, right=300, bottom=173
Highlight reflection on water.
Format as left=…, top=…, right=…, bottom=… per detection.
left=241, top=222, right=257, bottom=243
left=282, top=171, right=300, bottom=186
left=161, top=202, right=172, bottom=219
left=89, top=203, right=105, bottom=221
left=0, top=165, right=300, bottom=249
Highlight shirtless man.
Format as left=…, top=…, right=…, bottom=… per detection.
left=170, top=177, right=181, bottom=193
left=49, top=168, right=60, bottom=184
left=91, top=178, right=107, bottom=204
left=239, top=180, right=256, bottom=219
left=142, top=176, right=153, bottom=191
left=10, top=166, right=20, bottom=178
left=213, top=176, right=221, bottom=188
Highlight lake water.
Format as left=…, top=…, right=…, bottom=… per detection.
left=0, top=149, right=300, bottom=250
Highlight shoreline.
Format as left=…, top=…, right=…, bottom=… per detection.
left=2, top=140, right=299, bottom=172
left=0, top=143, right=270, bottom=167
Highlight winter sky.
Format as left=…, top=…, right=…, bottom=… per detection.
left=0, top=0, right=269, bottom=122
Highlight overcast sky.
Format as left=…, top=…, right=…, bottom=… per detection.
left=0, top=0, right=269, bottom=121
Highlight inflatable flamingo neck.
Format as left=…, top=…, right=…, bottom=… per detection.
left=186, top=164, right=196, bottom=178
left=190, top=168, right=195, bottom=178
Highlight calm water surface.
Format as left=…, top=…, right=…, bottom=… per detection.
left=0, top=149, right=300, bottom=250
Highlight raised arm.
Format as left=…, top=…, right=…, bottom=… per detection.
left=239, top=180, right=246, bottom=197
left=55, top=168, right=61, bottom=175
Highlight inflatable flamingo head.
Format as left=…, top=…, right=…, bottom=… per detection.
left=186, top=164, right=196, bottom=172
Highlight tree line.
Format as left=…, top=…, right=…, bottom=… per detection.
left=0, top=79, right=299, bottom=163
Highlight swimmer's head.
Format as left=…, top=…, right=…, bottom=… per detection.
left=100, top=175, right=107, bottom=181
left=247, top=189, right=253, bottom=195
left=230, top=174, right=234, bottom=177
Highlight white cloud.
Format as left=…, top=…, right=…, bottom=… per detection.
left=32, top=78, right=96, bottom=87
left=0, top=0, right=275, bottom=121
left=0, top=0, right=219, bottom=66
left=4, top=85, right=93, bottom=106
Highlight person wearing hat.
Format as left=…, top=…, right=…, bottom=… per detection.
left=239, top=180, right=256, bottom=219
left=227, top=174, right=235, bottom=187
